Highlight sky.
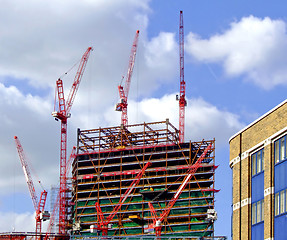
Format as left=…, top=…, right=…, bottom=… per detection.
left=0, top=0, right=287, bottom=238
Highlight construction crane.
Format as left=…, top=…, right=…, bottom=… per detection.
left=14, top=136, right=50, bottom=240
left=177, top=11, right=187, bottom=143
left=94, top=161, right=151, bottom=235
left=147, top=143, right=212, bottom=236
left=115, top=30, right=140, bottom=126
left=52, top=47, right=92, bottom=234
left=44, top=147, right=77, bottom=240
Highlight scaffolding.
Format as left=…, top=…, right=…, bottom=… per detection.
left=72, top=120, right=216, bottom=237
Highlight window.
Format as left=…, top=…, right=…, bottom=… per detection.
left=280, top=190, right=285, bottom=214
left=275, top=188, right=287, bottom=216
left=251, top=149, right=264, bottom=176
left=275, top=192, right=280, bottom=216
left=252, top=153, right=257, bottom=175
left=252, top=203, right=256, bottom=225
left=274, top=135, right=287, bottom=164
left=252, top=199, right=264, bottom=224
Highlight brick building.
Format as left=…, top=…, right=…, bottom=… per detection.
left=229, top=100, right=287, bottom=240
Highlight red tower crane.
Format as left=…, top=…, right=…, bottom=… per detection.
left=52, top=47, right=92, bottom=234
left=44, top=147, right=77, bottom=240
left=115, top=30, right=140, bottom=126
left=178, top=11, right=187, bottom=143
left=94, top=161, right=151, bottom=235
left=147, top=144, right=212, bottom=236
left=14, top=136, right=50, bottom=240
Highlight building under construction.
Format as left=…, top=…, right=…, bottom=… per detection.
left=71, top=120, right=217, bottom=238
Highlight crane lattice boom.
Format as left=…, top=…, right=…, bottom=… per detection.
left=14, top=136, right=48, bottom=240
left=52, top=47, right=92, bottom=234
left=14, top=136, right=38, bottom=210
left=116, top=30, right=140, bottom=126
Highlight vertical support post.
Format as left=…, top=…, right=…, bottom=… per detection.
left=59, top=121, right=67, bottom=233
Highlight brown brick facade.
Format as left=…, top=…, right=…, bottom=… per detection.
left=229, top=100, right=287, bottom=240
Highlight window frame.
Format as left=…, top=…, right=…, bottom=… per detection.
left=251, top=199, right=264, bottom=225
left=275, top=188, right=287, bottom=217
left=274, top=135, right=287, bottom=164
left=251, top=148, right=264, bottom=177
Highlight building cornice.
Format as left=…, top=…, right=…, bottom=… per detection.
left=229, top=99, right=287, bottom=143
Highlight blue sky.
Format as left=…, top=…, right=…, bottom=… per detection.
left=1, top=0, right=287, bottom=238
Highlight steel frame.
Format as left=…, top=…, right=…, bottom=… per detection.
left=72, top=120, right=216, bottom=237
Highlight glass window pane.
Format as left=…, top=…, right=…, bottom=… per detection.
left=257, top=201, right=261, bottom=222
left=275, top=140, right=280, bottom=164
left=252, top=203, right=256, bottom=224
left=275, top=192, right=280, bottom=216
left=252, top=154, right=256, bottom=176
left=257, top=155, right=261, bottom=174
left=261, top=199, right=264, bottom=221
left=281, top=190, right=285, bottom=214
left=257, top=151, right=261, bottom=172
left=281, top=138, right=285, bottom=161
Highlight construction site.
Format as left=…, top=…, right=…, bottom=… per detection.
left=0, top=11, right=225, bottom=240
left=72, top=120, right=217, bottom=237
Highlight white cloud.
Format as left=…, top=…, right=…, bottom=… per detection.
left=143, top=32, right=178, bottom=86
left=0, top=0, right=179, bottom=193
left=0, top=0, right=150, bottom=88
left=186, top=15, right=287, bottom=89
left=0, top=2, right=247, bottom=236
left=0, top=211, right=50, bottom=232
left=0, top=0, right=178, bottom=193
left=0, top=212, right=35, bottom=232
left=0, top=83, right=60, bottom=194
left=0, top=0, right=177, bottom=99
left=185, top=98, right=244, bottom=145
left=88, top=93, right=244, bottom=148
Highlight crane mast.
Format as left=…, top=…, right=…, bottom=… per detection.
left=52, top=47, right=92, bottom=234
left=178, top=11, right=186, bottom=143
left=116, top=30, right=140, bottom=126
left=14, top=136, right=49, bottom=240
left=45, top=147, right=77, bottom=240
left=94, top=161, right=151, bottom=235
left=148, top=144, right=212, bottom=236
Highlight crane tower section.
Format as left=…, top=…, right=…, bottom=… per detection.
left=178, top=11, right=187, bottom=143
left=52, top=47, right=92, bottom=234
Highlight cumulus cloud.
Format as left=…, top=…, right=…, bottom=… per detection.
left=93, top=93, right=244, bottom=148
left=0, top=212, right=35, bottom=232
left=0, top=1, right=247, bottom=235
left=185, top=98, right=244, bottom=145
left=143, top=32, right=178, bottom=89
left=0, top=211, right=50, bottom=232
left=0, top=83, right=60, bottom=194
left=0, top=0, right=180, bottom=195
left=186, top=15, right=287, bottom=89
left=0, top=0, right=177, bottom=101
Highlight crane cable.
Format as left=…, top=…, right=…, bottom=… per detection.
left=59, top=58, right=81, bottom=80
